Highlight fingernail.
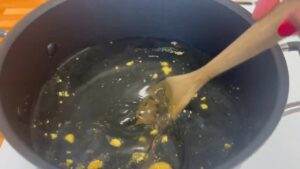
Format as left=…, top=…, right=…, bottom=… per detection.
left=278, top=19, right=297, bottom=37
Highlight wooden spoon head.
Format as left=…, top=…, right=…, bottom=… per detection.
left=136, top=72, right=206, bottom=126
left=136, top=80, right=171, bottom=127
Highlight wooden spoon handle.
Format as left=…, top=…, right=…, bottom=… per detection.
left=0, top=132, right=4, bottom=147
left=195, top=0, right=299, bottom=82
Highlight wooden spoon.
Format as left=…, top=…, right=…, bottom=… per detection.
left=136, top=0, right=300, bottom=126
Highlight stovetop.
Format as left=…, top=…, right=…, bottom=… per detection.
left=0, top=1, right=300, bottom=169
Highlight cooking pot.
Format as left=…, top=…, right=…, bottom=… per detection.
left=0, top=0, right=289, bottom=169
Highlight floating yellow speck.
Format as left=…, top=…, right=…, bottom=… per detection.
left=55, top=76, right=63, bottom=83
left=87, top=159, right=103, bottom=169
left=66, top=159, right=73, bottom=167
left=224, top=143, right=232, bottom=150
left=150, top=129, right=159, bottom=136
left=161, top=135, right=168, bottom=144
left=160, top=61, right=169, bottom=67
left=50, top=133, right=58, bottom=140
left=131, top=152, right=148, bottom=164
left=200, top=97, right=207, bottom=101
left=109, top=138, right=123, bottom=148
left=126, top=61, right=135, bottom=66
left=149, top=161, right=172, bottom=169
left=160, top=61, right=172, bottom=75
left=58, top=91, right=70, bottom=97
left=200, top=103, right=208, bottom=110
left=138, top=136, right=147, bottom=143
left=151, top=73, right=158, bottom=79
left=59, top=100, right=63, bottom=104
left=162, top=66, right=172, bottom=76
left=64, top=133, right=75, bottom=144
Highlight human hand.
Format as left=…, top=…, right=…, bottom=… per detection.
left=253, top=0, right=300, bottom=37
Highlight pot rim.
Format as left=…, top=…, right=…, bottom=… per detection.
left=0, top=0, right=289, bottom=169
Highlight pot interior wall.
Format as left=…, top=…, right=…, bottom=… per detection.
left=0, top=0, right=282, bottom=168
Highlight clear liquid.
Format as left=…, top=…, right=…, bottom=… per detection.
left=31, top=38, right=242, bottom=169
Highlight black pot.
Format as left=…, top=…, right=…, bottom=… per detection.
left=0, top=0, right=288, bottom=169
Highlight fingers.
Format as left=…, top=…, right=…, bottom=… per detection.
left=277, top=4, right=300, bottom=37
left=252, top=0, right=280, bottom=20
left=290, top=9, right=300, bottom=29
left=253, top=0, right=300, bottom=36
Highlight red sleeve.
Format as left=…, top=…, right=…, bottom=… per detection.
left=252, top=0, right=279, bottom=21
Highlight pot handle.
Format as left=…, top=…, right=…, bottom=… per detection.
left=281, top=41, right=300, bottom=116
left=284, top=102, right=300, bottom=116
left=281, top=41, right=300, bottom=53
